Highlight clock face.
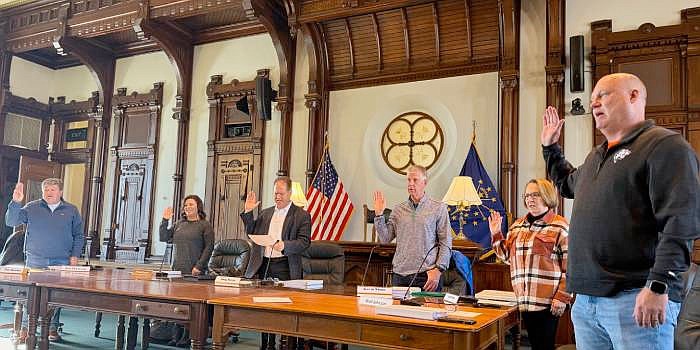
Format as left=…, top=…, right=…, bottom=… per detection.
left=381, top=112, right=444, bottom=174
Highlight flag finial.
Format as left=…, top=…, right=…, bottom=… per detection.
left=471, top=120, right=477, bottom=144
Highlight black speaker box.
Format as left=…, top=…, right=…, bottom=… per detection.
left=570, top=35, right=584, bottom=93
left=256, top=76, right=273, bottom=120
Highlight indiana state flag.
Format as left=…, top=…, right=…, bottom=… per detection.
left=449, top=143, right=507, bottom=248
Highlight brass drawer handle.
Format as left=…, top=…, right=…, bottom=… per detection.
left=135, top=304, right=147, bottom=312
left=16, top=290, right=26, bottom=297
left=399, top=334, right=410, bottom=341
left=173, top=307, right=186, bottom=314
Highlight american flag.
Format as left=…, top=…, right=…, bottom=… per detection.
left=306, top=150, right=354, bottom=241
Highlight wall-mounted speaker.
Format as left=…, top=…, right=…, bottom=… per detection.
left=255, top=75, right=277, bottom=120
left=570, top=35, right=585, bottom=93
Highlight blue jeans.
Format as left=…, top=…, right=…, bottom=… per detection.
left=571, top=289, right=681, bottom=350
left=22, top=256, right=69, bottom=330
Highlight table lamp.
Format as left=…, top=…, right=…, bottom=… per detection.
left=442, top=176, right=482, bottom=239
left=291, top=181, right=308, bottom=208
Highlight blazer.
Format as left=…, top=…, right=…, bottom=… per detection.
left=241, top=203, right=311, bottom=279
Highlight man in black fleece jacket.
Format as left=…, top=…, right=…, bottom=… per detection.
left=541, top=73, right=700, bottom=349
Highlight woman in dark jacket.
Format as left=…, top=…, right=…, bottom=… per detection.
left=160, top=195, right=214, bottom=275
left=157, top=195, right=215, bottom=346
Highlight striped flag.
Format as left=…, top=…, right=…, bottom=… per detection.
left=306, top=149, right=354, bottom=241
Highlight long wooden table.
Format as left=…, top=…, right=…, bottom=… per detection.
left=209, top=288, right=519, bottom=350
left=0, top=267, right=136, bottom=349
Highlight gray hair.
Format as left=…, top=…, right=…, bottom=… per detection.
left=41, top=178, right=63, bottom=191
left=406, top=165, right=428, bottom=181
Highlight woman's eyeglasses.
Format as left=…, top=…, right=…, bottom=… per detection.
left=522, top=192, right=541, bottom=200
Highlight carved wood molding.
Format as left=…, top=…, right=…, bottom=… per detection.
left=590, top=6, right=700, bottom=145
left=313, top=0, right=498, bottom=90
left=545, top=0, right=565, bottom=214
left=302, top=22, right=330, bottom=187
left=113, top=83, right=164, bottom=108
left=498, top=0, right=520, bottom=217
left=244, top=0, right=296, bottom=176
left=133, top=1, right=193, bottom=215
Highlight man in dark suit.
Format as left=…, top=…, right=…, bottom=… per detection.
left=240, top=176, right=311, bottom=350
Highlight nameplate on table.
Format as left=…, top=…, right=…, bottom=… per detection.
left=0, top=266, right=28, bottom=275
left=375, top=304, right=448, bottom=320
left=444, top=293, right=460, bottom=305
left=214, top=276, right=253, bottom=287
left=391, top=286, right=421, bottom=299
left=252, top=297, right=292, bottom=303
left=356, top=286, right=392, bottom=297
left=154, top=270, right=182, bottom=278
left=358, top=295, right=394, bottom=306
left=281, top=279, right=323, bottom=289
left=48, top=265, right=91, bottom=272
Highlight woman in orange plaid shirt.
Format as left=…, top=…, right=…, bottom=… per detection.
left=488, top=178, right=570, bottom=350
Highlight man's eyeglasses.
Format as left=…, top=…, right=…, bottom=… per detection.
left=522, top=192, right=541, bottom=200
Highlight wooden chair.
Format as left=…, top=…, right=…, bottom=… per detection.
left=362, top=205, right=391, bottom=242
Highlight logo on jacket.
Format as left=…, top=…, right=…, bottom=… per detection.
left=613, top=148, right=631, bottom=163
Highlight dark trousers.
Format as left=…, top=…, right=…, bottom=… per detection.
left=521, top=309, right=559, bottom=350
left=257, top=256, right=291, bottom=349
left=392, top=271, right=443, bottom=292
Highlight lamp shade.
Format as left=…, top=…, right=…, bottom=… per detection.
left=290, top=181, right=308, bottom=207
left=442, top=176, right=482, bottom=207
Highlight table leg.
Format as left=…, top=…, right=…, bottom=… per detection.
left=190, top=304, right=208, bottom=350
left=95, top=312, right=103, bottom=337
left=141, top=318, right=150, bottom=350
left=13, top=302, right=22, bottom=337
left=126, top=317, right=138, bottom=350
left=26, top=301, right=38, bottom=350
left=511, top=322, right=521, bottom=350
left=116, top=315, right=126, bottom=350
left=38, top=308, right=52, bottom=350
left=211, top=306, right=226, bottom=350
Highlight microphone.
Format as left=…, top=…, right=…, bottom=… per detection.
left=155, top=241, right=173, bottom=278
left=360, top=244, right=380, bottom=286
left=259, top=240, right=279, bottom=286
left=400, top=241, right=452, bottom=306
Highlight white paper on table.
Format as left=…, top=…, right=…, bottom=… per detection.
left=253, top=297, right=292, bottom=303
left=450, top=310, right=481, bottom=318
left=248, top=234, right=277, bottom=247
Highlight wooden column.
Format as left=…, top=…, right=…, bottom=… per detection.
left=133, top=1, right=194, bottom=216
left=53, top=3, right=116, bottom=257
left=244, top=0, right=296, bottom=176
left=546, top=0, right=565, bottom=213
left=498, top=0, right=521, bottom=217
left=303, top=22, right=330, bottom=187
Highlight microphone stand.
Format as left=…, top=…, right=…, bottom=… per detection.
left=360, top=245, right=379, bottom=286
left=259, top=240, right=279, bottom=286
left=400, top=241, right=453, bottom=306
left=155, top=241, right=173, bottom=279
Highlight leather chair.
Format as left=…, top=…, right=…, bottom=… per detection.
left=442, top=259, right=469, bottom=296
left=301, top=241, right=345, bottom=285
left=208, top=239, right=252, bottom=277
left=300, top=242, right=347, bottom=350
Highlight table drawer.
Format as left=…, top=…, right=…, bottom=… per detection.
left=0, top=285, right=29, bottom=299
left=360, top=323, right=451, bottom=349
left=131, top=300, right=190, bottom=320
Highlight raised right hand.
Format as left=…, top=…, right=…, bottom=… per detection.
left=541, top=106, right=565, bottom=146
left=12, top=182, right=24, bottom=203
left=373, top=191, right=385, bottom=214
left=244, top=191, right=260, bottom=212
left=487, top=211, right=502, bottom=235
left=163, top=206, right=173, bottom=220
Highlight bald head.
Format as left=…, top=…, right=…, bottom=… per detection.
left=590, top=73, right=648, bottom=141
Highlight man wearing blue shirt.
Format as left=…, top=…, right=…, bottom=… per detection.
left=5, top=178, right=84, bottom=343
